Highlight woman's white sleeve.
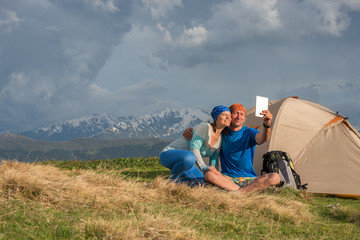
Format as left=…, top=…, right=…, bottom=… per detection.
left=190, top=124, right=209, bottom=172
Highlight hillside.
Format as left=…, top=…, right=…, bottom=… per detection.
left=0, top=133, right=171, bottom=161
left=1, top=160, right=359, bottom=239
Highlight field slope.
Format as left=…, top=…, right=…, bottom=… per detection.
left=0, top=159, right=359, bottom=239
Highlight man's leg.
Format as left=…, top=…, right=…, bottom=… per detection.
left=204, top=171, right=240, bottom=191
left=238, top=173, right=280, bottom=193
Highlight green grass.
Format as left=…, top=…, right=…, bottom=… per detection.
left=0, top=199, right=82, bottom=239
left=39, top=157, right=165, bottom=170
left=39, top=157, right=170, bottom=181
left=1, top=158, right=359, bottom=239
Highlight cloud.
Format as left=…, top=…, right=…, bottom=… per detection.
left=280, top=0, right=353, bottom=37
left=337, top=81, right=357, bottom=90
left=207, top=0, right=359, bottom=41
left=0, top=72, right=57, bottom=128
left=157, top=24, right=208, bottom=48
left=142, top=0, right=183, bottom=19
left=325, top=80, right=360, bottom=128
left=276, top=84, right=322, bottom=101
left=1, top=72, right=54, bottom=103
left=0, top=10, right=24, bottom=33
left=81, top=0, right=120, bottom=13
left=86, top=79, right=180, bottom=116
left=207, top=0, right=281, bottom=41
left=273, top=80, right=360, bottom=126
left=143, top=0, right=360, bottom=68
left=0, top=0, right=133, bottom=130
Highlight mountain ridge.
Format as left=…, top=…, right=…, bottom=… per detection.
left=16, top=108, right=212, bottom=141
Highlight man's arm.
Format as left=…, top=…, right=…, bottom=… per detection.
left=255, top=110, right=272, bottom=145
left=182, top=127, right=193, bottom=140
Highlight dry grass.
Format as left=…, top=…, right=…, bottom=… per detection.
left=150, top=178, right=312, bottom=224
left=329, top=206, right=360, bottom=223
left=0, top=160, right=313, bottom=239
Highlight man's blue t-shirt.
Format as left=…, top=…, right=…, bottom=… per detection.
left=220, top=126, right=259, bottom=178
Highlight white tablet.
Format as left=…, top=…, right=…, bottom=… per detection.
left=255, top=96, right=268, bottom=117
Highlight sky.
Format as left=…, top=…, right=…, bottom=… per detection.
left=0, top=0, right=360, bottom=131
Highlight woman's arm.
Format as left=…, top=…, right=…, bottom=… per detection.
left=192, top=147, right=210, bottom=172
left=190, top=123, right=211, bottom=172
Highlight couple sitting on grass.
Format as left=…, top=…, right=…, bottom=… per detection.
left=160, top=103, right=280, bottom=193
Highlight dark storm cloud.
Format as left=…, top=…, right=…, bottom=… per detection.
left=0, top=0, right=132, bottom=130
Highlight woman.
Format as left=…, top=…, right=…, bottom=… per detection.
left=160, top=105, right=231, bottom=186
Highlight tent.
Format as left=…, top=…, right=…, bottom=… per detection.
left=244, top=96, right=360, bottom=198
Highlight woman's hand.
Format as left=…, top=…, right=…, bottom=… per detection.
left=208, top=166, right=220, bottom=175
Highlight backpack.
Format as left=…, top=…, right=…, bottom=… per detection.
left=261, top=151, right=307, bottom=190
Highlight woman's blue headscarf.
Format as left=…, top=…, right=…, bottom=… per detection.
left=211, top=105, right=230, bottom=121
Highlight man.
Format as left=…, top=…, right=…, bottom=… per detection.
left=184, top=103, right=280, bottom=193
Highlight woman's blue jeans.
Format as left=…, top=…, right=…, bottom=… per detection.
left=160, top=149, right=205, bottom=186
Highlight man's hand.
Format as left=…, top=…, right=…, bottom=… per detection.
left=256, top=110, right=272, bottom=144
left=208, top=166, right=220, bottom=175
left=261, top=110, right=272, bottom=126
left=183, top=127, right=193, bottom=140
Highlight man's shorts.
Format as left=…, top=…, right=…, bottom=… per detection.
left=225, top=176, right=256, bottom=188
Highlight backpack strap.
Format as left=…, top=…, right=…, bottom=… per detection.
left=282, top=152, right=308, bottom=190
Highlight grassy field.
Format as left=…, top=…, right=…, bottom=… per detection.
left=0, top=158, right=359, bottom=239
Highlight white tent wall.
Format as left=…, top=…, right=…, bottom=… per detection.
left=295, top=120, right=360, bottom=195
left=243, top=97, right=360, bottom=196
left=269, top=98, right=336, bottom=158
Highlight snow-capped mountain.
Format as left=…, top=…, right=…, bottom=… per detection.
left=19, top=108, right=211, bottom=141
left=20, top=113, right=119, bottom=141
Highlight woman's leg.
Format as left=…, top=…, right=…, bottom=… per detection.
left=160, top=149, right=197, bottom=180
left=177, top=165, right=205, bottom=186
